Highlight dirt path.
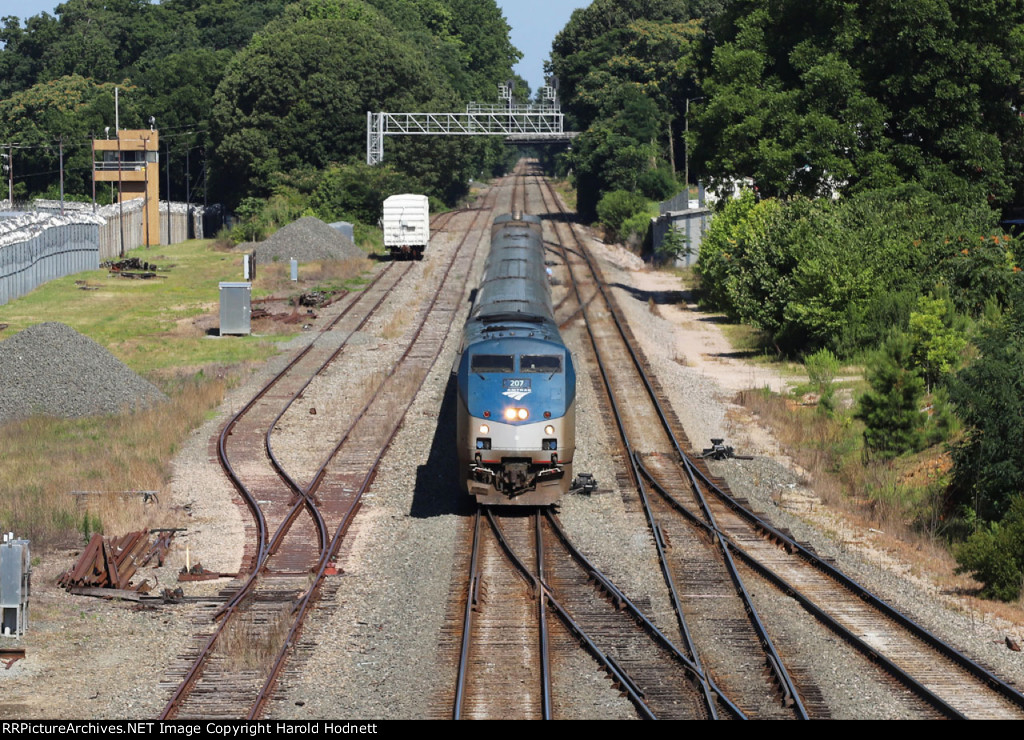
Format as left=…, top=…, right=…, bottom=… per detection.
left=630, top=269, right=795, bottom=394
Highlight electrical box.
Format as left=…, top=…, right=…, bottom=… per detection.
left=329, top=222, right=354, bottom=241
left=0, top=535, right=30, bottom=637
left=219, top=281, right=252, bottom=336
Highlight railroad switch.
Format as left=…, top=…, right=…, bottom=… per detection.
left=701, top=438, right=754, bottom=461
left=571, top=472, right=598, bottom=495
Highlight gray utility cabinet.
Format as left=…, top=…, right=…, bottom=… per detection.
left=219, top=281, right=252, bottom=336
left=0, top=537, right=30, bottom=637
left=329, top=221, right=354, bottom=241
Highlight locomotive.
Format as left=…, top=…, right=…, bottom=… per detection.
left=456, top=213, right=576, bottom=506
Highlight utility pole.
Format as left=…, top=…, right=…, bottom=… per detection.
left=3, top=144, right=11, bottom=207
left=58, top=135, right=65, bottom=216
left=684, top=96, right=704, bottom=199
left=185, top=145, right=190, bottom=238
left=117, top=127, right=125, bottom=258
left=91, top=137, right=96, bottom=212
left=165, top=138, right=171, bottom=246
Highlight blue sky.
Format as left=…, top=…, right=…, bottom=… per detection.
left=496, top=0, right=589, bottom=93
left=13, top=1, right=588, bottom=94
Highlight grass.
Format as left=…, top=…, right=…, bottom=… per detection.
left=733, top=385, right=989, bottom=601
left=220, top=603, right=294, bottom=670
left=0, top=372, right=229, bottom=548
left=549, top=179, right=577, bottom=212
left=0, top=238, right=375, bottom=549
left=1, top=240, right=283, bottom=377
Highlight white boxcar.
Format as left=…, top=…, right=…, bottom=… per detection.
left=382, top=193, right=430, bottom=260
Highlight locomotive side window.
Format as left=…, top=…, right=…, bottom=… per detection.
left=519, top=355, right=562, bottom=373
left=471, top=354, right=514, bottom=373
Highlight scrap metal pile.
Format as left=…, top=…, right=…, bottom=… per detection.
left=58, top=529, right=175, bottom=598
left=101, top=257, right=166, bottom=279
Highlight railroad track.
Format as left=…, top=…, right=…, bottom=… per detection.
left=160, top=171, right=514, bottom=719
left=528, top=169, right=799, bottom=718
left=448, top=507, right=736, bottom=719
left=527, top=165, right=1024, bottom=719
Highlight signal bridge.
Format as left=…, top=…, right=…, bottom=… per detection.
left=367, top=90, right=577, bottom=165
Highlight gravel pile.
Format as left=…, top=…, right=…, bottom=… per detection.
left=244, top=216, right=363, bottom=264
left=0, top=322, right=166, bottom=424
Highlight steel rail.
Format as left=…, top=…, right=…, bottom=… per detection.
left=537, top=167, right=1024, bottom=717
left=535, top=511, right=553, bottom=720
left=684, top=456, right=1024, bottom=714
left=249, top=172, right=502, bottom=719
left=453, top=509, right=484, bottom=720
left=485, top=510, right=658, bottom=719
left=541, top=510, right=746, bottom=719
left=165, top=185, right=498, bottom=720
left=212, top=262, right=415, bottom=622
left=534, top=169, right=811, bottom=716
left=216, top=263, right=396, bottom=572
left=161, top=262, right=400, bottom=719
left=532, top=171, right=730, bottom=718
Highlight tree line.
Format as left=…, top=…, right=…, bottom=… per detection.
left=547, top=0, right=1024, bottom=601
left=4, top=0, right=1024, bottom=599
left=0, top=0, right=521, bottom=212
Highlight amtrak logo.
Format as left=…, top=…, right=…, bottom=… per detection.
left=502, top=378, right=531, bottom=400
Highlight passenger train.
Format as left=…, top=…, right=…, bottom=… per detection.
left=456, top=213, right=576, bottom=506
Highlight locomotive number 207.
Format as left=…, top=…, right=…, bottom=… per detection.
left=503, top=378, right=531, bottom=390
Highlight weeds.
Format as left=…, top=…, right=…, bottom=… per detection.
left=0, top=372, right=228, bottom=548
left=220, top=604, right=293, bottom=670
left=736, top=384, right=962, bottom=566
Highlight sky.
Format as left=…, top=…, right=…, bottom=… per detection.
left=495, top=0, right=588, bottom=93
left=12, top=0, right=589, bottom=96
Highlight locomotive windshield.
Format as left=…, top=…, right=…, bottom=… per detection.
left=519, top=355, right=562, bottom=373
left=471, top=354, right=514, bottom=373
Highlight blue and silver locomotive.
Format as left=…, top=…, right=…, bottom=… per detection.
left=456, top=213, right=576, bottom=506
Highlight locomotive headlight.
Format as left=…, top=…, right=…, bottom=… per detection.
left=504, top=408, right=518, bottom=421
left=545, top=425, right=555, bottom=436
left=479, top=424, right=489, bottom=435
left=517, top=408, right=529, bottom=421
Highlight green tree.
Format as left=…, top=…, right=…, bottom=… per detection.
left=657, top=225, right=690, bottom=263
left=0, top=75, right=141, bottom=198
left=549, top=1, right=700, bottom=215
left=908, top=291, right=968, bottom=390
left=955, top=496, right=1024, bottom=601
left=949, top=285, right=1024, bottom=522
left=310, top=162, right=422, bottom=225
left=855, top=334, right=926, bottom=459
left=210, top=0, right=448, bottom=204
left=696, top=0, right=1024, bottom=205
left=804, top=347, right=840, bottom=415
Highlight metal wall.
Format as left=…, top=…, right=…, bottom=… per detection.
left=650, top=208, right=712, bottom=268
left=0, top=222, right=100, bottom=305
left=0, top=202, right=206, bottom=306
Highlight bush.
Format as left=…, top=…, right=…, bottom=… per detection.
left=805, top=348, right=840, bottom=414
left=657, top=226, right=690, bottom=263
left=949, top=285, right=1024, bottom=521
left=311, top=163, right=424, bottom=225
left=596, top=189, right=650, bottom=243
left=637, top=167, right=677, bottom=201
left=855, top=334, right=926, bottom=459
left=696, top=186, right=1004, bottom=356
left=955, top=497, right=1024, bottom=601
left=696, top=189, right=758, bottom=312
